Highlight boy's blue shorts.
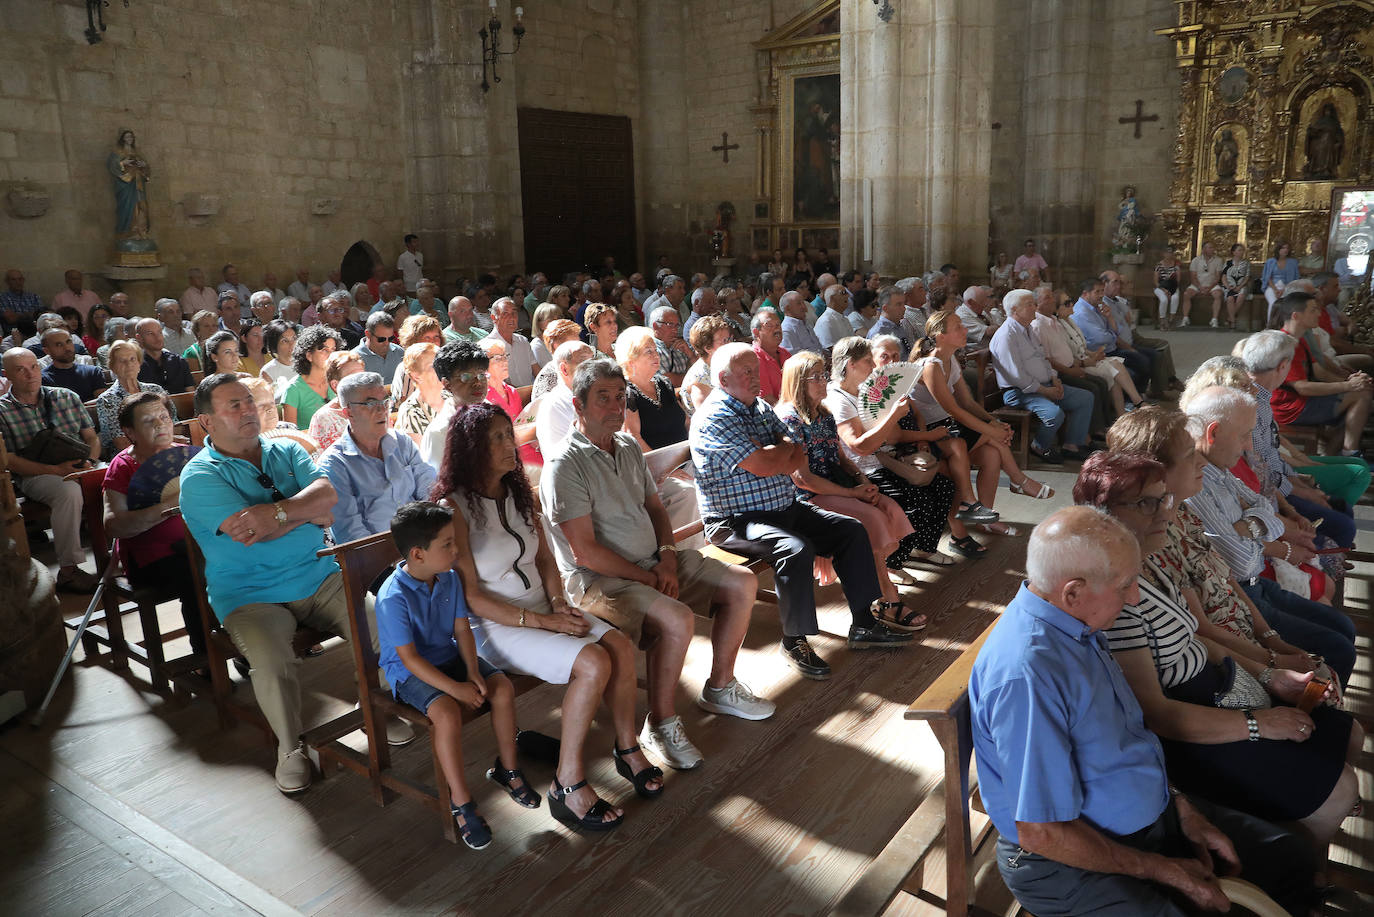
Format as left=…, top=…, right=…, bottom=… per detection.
left=394, top=656, right=503, bottom=715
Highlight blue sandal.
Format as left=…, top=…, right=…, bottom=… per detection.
left=486, top=758, right=540, bottom=809
left=451, top=801, right=492, bottom=850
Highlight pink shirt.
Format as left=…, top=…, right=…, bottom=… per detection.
left=181, top=285, right=218, bottom=316
left=1013, top=253, right=1048, bottom=275
left=485, top=381, right=522, bottom=419
left=103, top=448, right=189, bottom=569
left=1030, top=313, right=1073, bottom=368
left=52, top=289, right=103, bottom=323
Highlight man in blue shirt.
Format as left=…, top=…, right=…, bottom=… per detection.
left=1071, top=277, right=1157, bottom=398
left=352, top=312, right=405, bottom=382
left=971, top=507, right=1316, bottom=916
left=40, top=328, right=106, bottom=400
left=689, top=342, right=910, bottom=681
left=180, top=373, right=412, bottom=796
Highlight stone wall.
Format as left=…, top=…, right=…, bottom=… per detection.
left=0, top=0, right=415, bottom=309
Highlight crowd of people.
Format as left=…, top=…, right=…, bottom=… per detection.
left=2, top=240, right=1371, bottom=903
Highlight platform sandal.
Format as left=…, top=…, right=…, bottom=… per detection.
left=548, top=776, right=623, bottom=832
left=613, top=744, right=664, bottom=799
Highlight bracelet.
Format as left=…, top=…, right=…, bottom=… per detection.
left=1258, top=629, right=1279, bottom=641
left=518, top=610, right=526, bottom=628
left=1267, top=649, right=1277, bottom=667
left=1282, top=542, right=1293, bottom=563
left=1243, top=709, right=1261, bottom=742
left=1258, top=665, right=1274, bottom=687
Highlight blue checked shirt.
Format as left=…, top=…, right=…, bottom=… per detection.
left=1250, top=384, right=1295, bottom=497
left=0, top=290, right=44, bottom=328
left=689, top=389, right=798, bottom=517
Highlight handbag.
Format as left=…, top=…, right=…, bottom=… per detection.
left=1210, top=656, right=1271, bottom=710
left=2, top=393, right=91, bottom=467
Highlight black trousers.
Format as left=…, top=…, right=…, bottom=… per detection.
left=1061, top=371, right=1113, bottom=434
left=127, top=546, right=206, bottom=656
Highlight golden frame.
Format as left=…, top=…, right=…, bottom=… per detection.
left=778, top=63, right=841, bottom=225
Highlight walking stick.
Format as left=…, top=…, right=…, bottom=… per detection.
left=30, top=555, right=113, bottom=727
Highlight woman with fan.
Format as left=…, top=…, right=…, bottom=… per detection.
left=102, top=391, right=205, bottom=657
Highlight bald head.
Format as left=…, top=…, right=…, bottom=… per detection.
left=1027, top=506, right=1138, bottom=596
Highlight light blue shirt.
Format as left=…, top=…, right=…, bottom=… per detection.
left=179, top=436, right=339, bottom=620
left=1104, top=295, right=1134, bottom=345
left=375, top=564, right=467, bottom=695
left=781, top=314, right=824, bottom=355
left=318, top=427, right=437, bottom=545
left=352, top=340, right=405, bottom=381
left=1071, top=297, right=1118, bottom=353
left=970, top=583, right=1170, bottom=845
left=989, top=318, right=1055, bottom=394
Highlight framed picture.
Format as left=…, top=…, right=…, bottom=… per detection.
left=1327, top=187, right=1374, bottom=276
left=780, top=69, right=840, bottom=223
left=754, top=201, right=769, bottom=219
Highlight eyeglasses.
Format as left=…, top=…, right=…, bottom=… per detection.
left=802, top=373, right=828, bottom=383
left=256, top=472, right=287, bottom=502
left=348, top=398, right=390, bottom=412
left=486, top=353, right=508, bottom=361
left=455, top=371, right=489, bottom=384
left=1113, top=493, right=1176, bottom=516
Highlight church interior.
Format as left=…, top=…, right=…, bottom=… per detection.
left=4, top=0, right=1374, bottom=914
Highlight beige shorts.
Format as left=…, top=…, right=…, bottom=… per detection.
left=569, top=549, right=730, bottom=648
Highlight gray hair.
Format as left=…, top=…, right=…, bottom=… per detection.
left=750, top=309, right=778, bottom=333
left=823, top=283, right=847, bottom=309
left=650, top=305, right=679, bottom=326
left=36, top=312, right=64, bottom=333
left=491, top=296, right=517, bottom=317
left=325, top=290, right=352, bottom=309
left=250, top=290, right=275, bottom=308
left=571, top=356, right=625, bottom=405
left=894, top=276, right=924, bottom=293
left=154, top=297, right=180, bottom=314
left=870, top=333, right=903, bottom=355
left=338, top=371, right=385, bottom=405
left=830, top=336, right=871, bottom=383
left=1034, top=283, right=1054, bottom=299
left=1285, top=278, right=1317, bottom=296
left=691, top=286, right=710, bottom=308
left=1239, top=330, right=1297, bottom=375
left=553, top=339, right=592, bottom=368
left=1183, top=385, right=1256, bottom=439
left=922, top=271, right=943, bottom=288
left=1003, top=289, right=1035, bottom=315
left=105, top=317, right=130, bottom=342
left=758, top=271, right=776, bottom=291
left=710, top=341, right=754, bottom=386
left=660, top=273, right=683, bottom=292
left=1026, top=507, right=1136, bottom=592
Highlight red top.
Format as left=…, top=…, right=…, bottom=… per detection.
left=1268, top=330, right=1312, bottom=425
left=102, top=448, right=189, bottom=570
left=752, top=342, right=791, bottom=403
left=1317, top=306, right=1334, bottom=335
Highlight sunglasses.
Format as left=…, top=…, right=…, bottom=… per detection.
left=257, top=471, right=287, bottom=502
left=374, top=335, right=394, bottom=343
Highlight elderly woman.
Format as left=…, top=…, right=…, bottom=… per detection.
left=413, top=279, right=448, bottom=327
left=715, top=286, right=751, bottom=341
left=869, top=334, right=904, bottom=368
left=1221, top=243, right=1251, bottom=330
left=529, top=303, right=564, bottom=365
left=260, top=319, right=298, bottom=393
left=609, top=283, right=642, bottom=331
left=1045, top=288, right=1144, bottom=411
left=583, top=301, right=618, bottom=359
left=392, top=313, right=444, bottom=402
left=776, top=351, right=925, bottom=630
left=181, top=310, right=220, bottom=372
left=616, top=326, right=688, bottom=451
left=545, top=283, right=573, bottom=316
left=279, top=324, right=343, bottom=428
left=681, top=314, right=731, bottom=415
left=94, top=339, right=174, bottom=459
left=97, top=317, right=134, bottom=370
left=395, top=342, right=443, bottom=445
left=1032, top=288, right=1142, bottom=418
left=910, top=310, right=1051, bottom=542
left=201, top=330, right=243, bottom=377
left=827, top=336, right=966, bottom=566
left=479, top=336, right=522, bottom=419
left=531, top=319, right=582, bottom=403
left=306, top=350, right=366, bottom=451
left=237, top=319, right=269, bottom=376
left=102, top=391, right=204, bottom=656
left=434, top=403, right=655, bottom=830
left=1074, top=450, right=1360, bottom=851
left=348, top=281, right=374, bottom=323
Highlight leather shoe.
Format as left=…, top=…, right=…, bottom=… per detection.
left=1030, top=444, right=1065, bottom=465
left=847, top=621, right=916, bottom=649
left=779, top=638, right=831, bottom=680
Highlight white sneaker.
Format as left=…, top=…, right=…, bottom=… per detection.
left=386, top=716, right=416, bottom=746
left=697, top=678, right=776, bottom=721
left=1178, top=316, right=1190, bottom=327
left=275, top=741, right=312, bottom=795
left=1209, top=317, right=1219, bottom=328
left=639, top=714, right=704, bottom=770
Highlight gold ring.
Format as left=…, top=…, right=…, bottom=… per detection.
left=247, top=528, right=255, bottom=536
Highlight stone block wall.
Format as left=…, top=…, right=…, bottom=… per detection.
left=0, top=0, right=414, bottom=306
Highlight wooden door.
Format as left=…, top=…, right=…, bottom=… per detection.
left=517, top=108, right=636, bottom=277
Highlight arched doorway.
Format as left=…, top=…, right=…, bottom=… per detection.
left=340, top=240, right=383, bottom=289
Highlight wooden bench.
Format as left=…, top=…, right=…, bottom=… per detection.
left=972, top=349, right=1032, bottom=469
left=311, top=531, right=542, bottom=843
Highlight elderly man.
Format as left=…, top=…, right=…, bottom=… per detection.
left=52, top=269, right=102, bottom=323
left=353, top=312, right=404, bottom=382
left=1, top=268, right=43, bottom=337
left=1031, top=285, right=1113, bottom=433
left=1, top=347, right=101, bottom=590
left=106, top=291, right=132, bottom=320
left=1181, top=242, right=1226, bottom=328
left=970, top=506, right=1317, bottom=917
left=442, top=295, right=488, bottom=344
left=396, top=234, right=424, bottom=294
left=1073, top=277, right=1158, bottom=397
left=1184, top=384, right=1356, bottom=681
left=1270, top=291, right=1372, bottom=456
left=322, top=268, right=346, bottom=297
left=180, top=373, right=412, bottom=795
left=319, top=292, right=362, bottom=348
left=813, top=283, right=852, bottom=350
left=779, top=290, right=824, bottom=356
left=133, top=317, right=194, bottom=393
left=895, top=276, right=929, bottom=342
left=543, top=358, right=771, bottom=770
left=318, top=371, right=435, bottom=547
left=1101, top=270, right=1179, bottom=393
left=1308, top=272, right=1374, bottom=371
left=989, top=290, right=1093, bottom=463
left=749, top=310, right=790, bottom=405
left=259, top=272, right=286, bottom=308
left=534, top=340, right=595, bottom=457
left=300, top=284, right=327, bottom=326
left=682, top=286, right=719, bottom=341
left=488, top=296, right=536, bottom=388
left=41, top=328, right=106, bottom=400
left=181, top=267, right=217, bottom=316
left=655, top=274, right=689, bottom=323
left=248, top=290, right=277, bottom=327
left=690, top=342, right=911, bottom=679
left=286, top=267, right=312, bottom=304
left=650, top=305, right=693, bottom=388
left=217, top=264, right=252, bottom=318
left=865, top=286, right=913, bottom=354
left=155, top=297, right=196, bottom=355
left=1239, top=332, right=1358, bottom=551
left=419, top=340, right=495, bottom=469
left=955, top=286, right=998, bottom=345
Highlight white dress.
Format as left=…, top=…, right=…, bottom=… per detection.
left=459, top=489, right=612, bottom=684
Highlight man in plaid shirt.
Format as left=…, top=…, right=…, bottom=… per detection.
left=1, top=347, right=101, bottom=591
left=689, top=343, right=911, bottom=681
left=2, top=269, right=44, bottom=338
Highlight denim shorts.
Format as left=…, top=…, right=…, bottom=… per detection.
left=1296, top=393, right=1342, bottom=425
left=393, top=656, right=502, bottom=715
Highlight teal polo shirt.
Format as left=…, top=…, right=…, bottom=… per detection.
left=179, top=436, right=340, bottom=620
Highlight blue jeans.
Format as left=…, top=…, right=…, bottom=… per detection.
left=1001, top=385, right=1094, bottom=451
left=1239, top=576, right=1356, bottom=683
left=1112, top=345, right=1154, bottom=393
left=1286, top=491, right=1356, bottom=549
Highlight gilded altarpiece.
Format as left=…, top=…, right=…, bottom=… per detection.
left=1156, top=1, right=1374, bottom=265
left=752, top=2, right=842, bottom=258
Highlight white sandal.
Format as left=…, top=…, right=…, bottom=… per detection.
left=1010, top=478, right=1054, bottom=500
left=907, top=551, right=957, bottom=567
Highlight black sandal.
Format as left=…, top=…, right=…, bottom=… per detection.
left=451, top=800, right=493, bottom=850
left=949, top=535, right=987, bottom=558
left=875, top=600, right=928, bottom=633
left=613, top=744, right=664, bottom=799
left=548, top=776, right=623, bottom=832
left=486, top=758, right=540, bottom=809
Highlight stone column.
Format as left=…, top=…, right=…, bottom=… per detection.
left=638, top=0, right=689, bottom=268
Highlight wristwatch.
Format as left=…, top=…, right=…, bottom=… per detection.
left=273, top=502, right=288, bottom=527
left=658, top=544, right=678, bottom=556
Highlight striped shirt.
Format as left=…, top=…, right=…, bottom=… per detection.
left=1183, top=463, right=1285, bottom=581
left=1106, top=558, right=1209, bottom=689
left=1250, top=383, right=1294, bottom=497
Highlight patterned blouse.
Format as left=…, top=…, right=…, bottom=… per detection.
left=1145, top=503, right=1255, bottom=641
left=775, top=402, right=847, bottom=493
left=396, top=390, right=440, bottom=440
left=94, top=380, right=171, bottom=459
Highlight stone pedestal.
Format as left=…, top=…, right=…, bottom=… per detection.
left=101, top=264, right=169, bottom=316
left=1112, top=252, right=1144, bottom=264
left=711, top=257, right=737, bottom=280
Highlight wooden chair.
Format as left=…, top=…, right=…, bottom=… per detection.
left=62, top=466, right=202, bottom=692
left=312, top=532, right=541, bottom=843
left=1277, top=422, right=1322, bottom=455
left=970, top=349, right=1032, bottom=469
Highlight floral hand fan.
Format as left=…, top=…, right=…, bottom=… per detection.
left=855, top=362, right=922, bottom=429
left=126, top=444, right=200, bottom=510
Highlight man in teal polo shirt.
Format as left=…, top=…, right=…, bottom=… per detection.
left=180, top=373, right=410, bottom=795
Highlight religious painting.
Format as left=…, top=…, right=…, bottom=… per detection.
left=789, top=73, right=840, bottom=223
left=1327, top=187, right=1374, bottom=276
left=752, top=228, right=770, bottom=254
left=1289, top=87, right=1357, bottom=181
left=1197, top=219, right=1243, bottom=257
left=1215, top=66, right=1249, bottom=105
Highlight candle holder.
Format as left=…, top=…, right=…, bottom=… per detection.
left=479, top=2, right=526, bottom=93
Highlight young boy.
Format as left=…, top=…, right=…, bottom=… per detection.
left=377, top=502, right=538, bottom=849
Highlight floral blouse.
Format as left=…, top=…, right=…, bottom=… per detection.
left=1145, top=502, right=1256, bottom=641
left=94, top=380, right=171, bottom=459
left=775, top=403, right=848, bottom=495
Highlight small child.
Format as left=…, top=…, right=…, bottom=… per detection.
left=377, top=501, right=539, bottom=850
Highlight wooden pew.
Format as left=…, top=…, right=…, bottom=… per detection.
left=971, top=349, right=1032, bottom=469
left=312, top=532, right=542, bottom=843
